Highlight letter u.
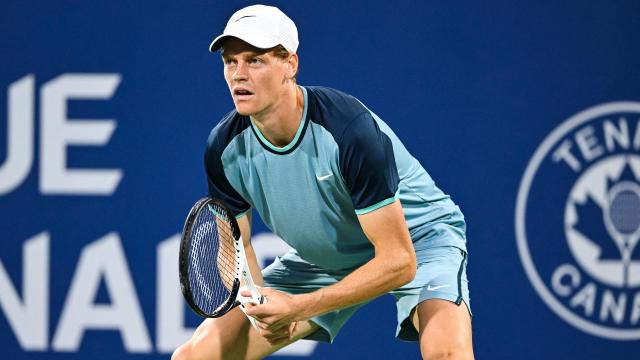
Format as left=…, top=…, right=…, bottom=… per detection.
left=0, top=75, right=34, bottom=195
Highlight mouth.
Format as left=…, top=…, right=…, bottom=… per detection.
left=233, top=88, right=254, bottom=101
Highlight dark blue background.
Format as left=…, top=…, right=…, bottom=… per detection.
left=1, top=0, right=639, bottom=358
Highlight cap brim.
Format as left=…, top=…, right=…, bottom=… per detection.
left=209, top=30, right=281, bottom=53
left=209, top=34, right=230, bottom=53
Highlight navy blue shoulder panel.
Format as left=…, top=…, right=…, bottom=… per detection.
left=305, top=86, right=399, bottom=211
left=204, top=110, right=251, bottom=216
left=304, top=86, right=369, bottom=136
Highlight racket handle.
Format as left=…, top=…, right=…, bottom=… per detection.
left=238, top=285, right=267, bottom=305
left=245, top=312, right=261, bottom=331
left=237, top=287, right=267, bottom=332
left=238, top=299, right=263, bottom=332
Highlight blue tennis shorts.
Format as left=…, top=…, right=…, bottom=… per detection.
left=261, top=242, right=471, bottom=342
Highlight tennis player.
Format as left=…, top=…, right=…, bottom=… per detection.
left=173, top=4, right=473, bottom=360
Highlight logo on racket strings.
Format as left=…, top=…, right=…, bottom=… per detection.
left=516, top=102, right=640, bottom=340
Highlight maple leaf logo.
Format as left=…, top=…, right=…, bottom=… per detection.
left=573, top=195, right=623, bottom=260
left=573, top=162, right=640, bottom=285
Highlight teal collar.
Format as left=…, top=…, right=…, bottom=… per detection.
left=250, top=86, right=308, bottom=154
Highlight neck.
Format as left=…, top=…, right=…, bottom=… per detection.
left=251, top=85, right=304, bottom=147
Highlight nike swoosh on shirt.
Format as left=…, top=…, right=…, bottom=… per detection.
left=316, top=174, right=333, bottom=181
left=426, top=285, right=450, bottom=291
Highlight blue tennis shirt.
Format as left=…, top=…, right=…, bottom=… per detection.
left=205, top=86, right=466, bottom=270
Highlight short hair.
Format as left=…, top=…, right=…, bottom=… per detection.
left=271, top=45, right=298, bottom=82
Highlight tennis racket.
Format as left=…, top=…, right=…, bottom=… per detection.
left=178, top=197, right=265, bottom=330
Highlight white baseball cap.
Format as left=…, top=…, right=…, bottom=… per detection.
left=209, top=4, right=299, bottom=53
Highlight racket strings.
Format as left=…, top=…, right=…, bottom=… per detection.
left=214, top=216, right=238, bottom=290
left=187, top=202, right=240, bottom=315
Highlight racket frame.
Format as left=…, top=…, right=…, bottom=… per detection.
left=179, top=197, right=264, bottom=330
left=179, top=198, right=240, bottom=318
left=236, top=233, right=265, bottom=330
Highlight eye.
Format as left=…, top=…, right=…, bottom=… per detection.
left=222, top=57, right=236, bottom=65
left=249, top=57, right=263, bottom=64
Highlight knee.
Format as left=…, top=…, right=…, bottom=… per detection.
left=171, top=336, right=221, bottom=360
left=423, top=346, right=474, bottom=360
left=171, top=316, right=248, bottom=360
left=423, top=350, right=453, bottom=360
left=422, top=337, right=474, bottom=360
left=171, top=343, right=191, bottom=360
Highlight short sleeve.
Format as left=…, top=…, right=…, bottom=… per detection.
left=204, top=130, right=251, bottom=217
left=338, top=112, right=400, bottom=214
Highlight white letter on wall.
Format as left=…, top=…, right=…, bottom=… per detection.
left=156, top=235, right=196, bottom=353
left=52, top=233, right=151, bottom=352
left=0, top=232, right=49, bottom=350
left=0, top=75, right=34, bottom=195
left=40, top=74, right=123, bottom=195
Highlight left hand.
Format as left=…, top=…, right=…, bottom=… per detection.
left=242, top=287, right=308, bottom=342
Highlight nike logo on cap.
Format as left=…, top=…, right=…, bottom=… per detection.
left=235, top=15, right=257, bottom=22
left=316, top=174, right=333, bottom=181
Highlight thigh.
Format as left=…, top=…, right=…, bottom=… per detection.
left=172, top=307, right=318, bottom=360
left=412, top=299, right=473, bottom=360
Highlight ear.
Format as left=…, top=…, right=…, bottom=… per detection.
left=285, top=53, right=299, bottom=81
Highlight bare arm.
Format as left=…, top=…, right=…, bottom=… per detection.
left=244, top=200, right=416, bottom=328
left=299, top=200, right=416, bottom=315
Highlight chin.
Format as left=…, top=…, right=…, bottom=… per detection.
left=234, top=103, right=255, bottom=116
left=235, top=108, right=251, bottom=116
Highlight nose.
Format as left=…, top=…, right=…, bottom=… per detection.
left=232, top=62, right=248, bottom=82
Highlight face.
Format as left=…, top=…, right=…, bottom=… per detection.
left=221, top=38, right=294, bottom=117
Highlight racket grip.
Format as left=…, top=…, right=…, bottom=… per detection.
left=237, top=299, right=262, bottom=332
left=237, top=287, right=266, bottom=332
left=245, top=312, right=261, bottom=331
left=238, top=285, right=266, bottom=305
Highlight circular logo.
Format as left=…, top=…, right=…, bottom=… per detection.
left=516, top=102, right=640, bottom=340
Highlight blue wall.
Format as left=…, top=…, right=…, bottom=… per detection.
left=1, top=1, right=639, bottom=358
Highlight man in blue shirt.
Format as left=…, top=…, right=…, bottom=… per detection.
left=173, top=4, right=473, bottom=359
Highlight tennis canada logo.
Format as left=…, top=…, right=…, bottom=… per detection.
left=516, top=102, right=640, bottom=340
